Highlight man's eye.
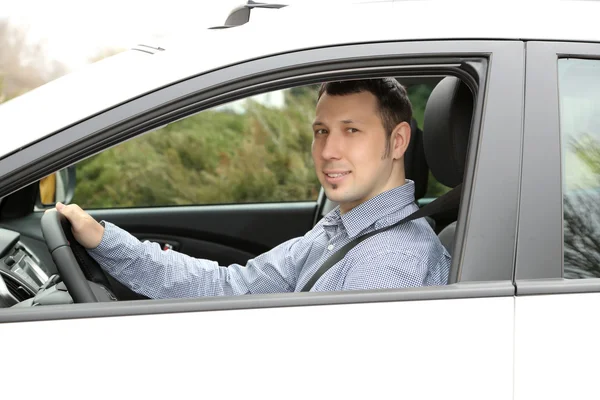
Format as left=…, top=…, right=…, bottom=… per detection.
left=315, top=129, right=327, bottom=135
left=347, top=128, right=359, bottom=133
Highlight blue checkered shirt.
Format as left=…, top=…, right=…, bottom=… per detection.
left=88, top=181, right=451, bottom=299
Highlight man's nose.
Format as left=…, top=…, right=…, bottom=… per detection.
left=320, top=131, right=344, bottom=160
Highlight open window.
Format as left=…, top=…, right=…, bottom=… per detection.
left=6, top=73, right=475, bottom=305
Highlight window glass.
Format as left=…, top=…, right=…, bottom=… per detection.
left=72, top=86, right=322, bottom=208
left=559, top=58, right=600, bottom=278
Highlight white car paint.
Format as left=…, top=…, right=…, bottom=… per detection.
left=515, top=293, right=600, bottom=400
left=4, top=297, right=513, bottom=399
left=1, top=0, right=600, bottom=159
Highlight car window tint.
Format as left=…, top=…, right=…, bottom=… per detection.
left=559, top=58, right=600, bottom=278
left=72, top=87, right=322, bottom=208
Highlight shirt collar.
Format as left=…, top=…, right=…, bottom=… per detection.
left=322, top=180, right=416, bottom=238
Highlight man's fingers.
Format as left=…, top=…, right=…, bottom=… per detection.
left=55, top=202, right=72, bottom=219
left=55, top=203, right=83, bottom=225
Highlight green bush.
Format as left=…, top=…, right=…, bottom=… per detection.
left=73, top=88, right=320, bottom=208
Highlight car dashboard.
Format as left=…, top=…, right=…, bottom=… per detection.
left=0, top=228, right=51, bottom=307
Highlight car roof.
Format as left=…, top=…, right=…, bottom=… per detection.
left=1, top=0, right=599, bottom=160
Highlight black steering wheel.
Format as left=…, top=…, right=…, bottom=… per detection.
left=40, top=210, right=146, bottom=303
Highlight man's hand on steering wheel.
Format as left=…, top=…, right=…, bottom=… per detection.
left=41, top=205, right=149, bottom=303
left=54, top=202, right=105, bottom=249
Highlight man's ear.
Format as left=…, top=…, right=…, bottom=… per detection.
left=391, top=121, right=411, bottom=160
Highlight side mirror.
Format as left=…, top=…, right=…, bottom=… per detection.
left=37, top=166, right=76, bottom=208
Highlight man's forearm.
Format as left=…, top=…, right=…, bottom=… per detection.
left=87, top=222, right=298, bottom=298
left=87, top=222, right=245, bottom=298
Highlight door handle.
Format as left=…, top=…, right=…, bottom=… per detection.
left=139, top=238, right=180, bottom=252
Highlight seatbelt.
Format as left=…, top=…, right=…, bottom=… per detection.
left=300, top=183, right=462, bottom=292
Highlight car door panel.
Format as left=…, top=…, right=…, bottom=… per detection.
left=88, top=203, right=316, bottom=264
left=515, top=41, right=600, bottom=399
left=515, top=292, right=600, bottom=400
left=0, top=202, right=317, bottom=268
left=0, top=39, right=525, bottom=400
left=2, top=295, right=514, bottom=400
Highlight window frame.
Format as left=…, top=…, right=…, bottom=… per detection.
left=516, top=41, right=600, bottom=295
left=0, top=40, right=524, bottom=323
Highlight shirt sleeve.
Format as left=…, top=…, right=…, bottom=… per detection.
left=342, top=251, right=428, bottom=291
left=87, top=221, right=301, bottom=299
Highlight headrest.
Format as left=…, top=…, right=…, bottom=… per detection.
left=423, top=77, right=474, bottom=188
left=404, top=118, right=428, bottom=199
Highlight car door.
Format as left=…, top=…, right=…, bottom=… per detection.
left=514, top=41, right=600, bottom=400
left=0, top=40, right=523, bottom=399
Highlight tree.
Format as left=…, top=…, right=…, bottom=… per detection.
left=0, top=18, right=68, bottom=102
left=563, top=134, right=600, bottom=278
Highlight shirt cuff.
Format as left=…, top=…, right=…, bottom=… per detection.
left=88, top=220, right=111, bottom=253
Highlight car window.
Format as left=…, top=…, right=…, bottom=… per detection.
left=72, top=87, right=322, bottom=209
left=70, top=83, right=439, bottom=209
left=559, top=58, right=600, bottom=278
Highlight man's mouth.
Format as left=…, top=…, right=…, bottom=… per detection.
left=325, top=172, right=350, bottom=178
left=324, top=171, right=351, bottom=184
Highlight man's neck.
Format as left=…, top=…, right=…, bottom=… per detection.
left=339, top=175, right=407, bottom=215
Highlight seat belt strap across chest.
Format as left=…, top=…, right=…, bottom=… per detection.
left=300, top=184, right=462, bottom=292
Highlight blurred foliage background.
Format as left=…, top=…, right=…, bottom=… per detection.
left=0, top=18, right=448, bottom=209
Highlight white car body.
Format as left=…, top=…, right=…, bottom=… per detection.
left=3, top=0, right=600, bottom=158
left=0, top=1, right=599, bottom=399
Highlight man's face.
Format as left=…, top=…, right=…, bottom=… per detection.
left=312, top=91, right=407, bottom=214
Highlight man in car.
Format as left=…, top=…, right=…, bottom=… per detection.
left=55, top=78, right=451, bottom=298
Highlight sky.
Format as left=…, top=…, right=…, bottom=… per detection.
left=1, top=0, right=350, bottom=70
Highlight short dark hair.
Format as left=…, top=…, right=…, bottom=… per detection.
left=317, top=78, right=413, bottom=155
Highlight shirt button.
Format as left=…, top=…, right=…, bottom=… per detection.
left=327, top=244, right=334, bottom=250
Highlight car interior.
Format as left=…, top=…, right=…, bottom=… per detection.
left=0, top=73, right=475, bottom=307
